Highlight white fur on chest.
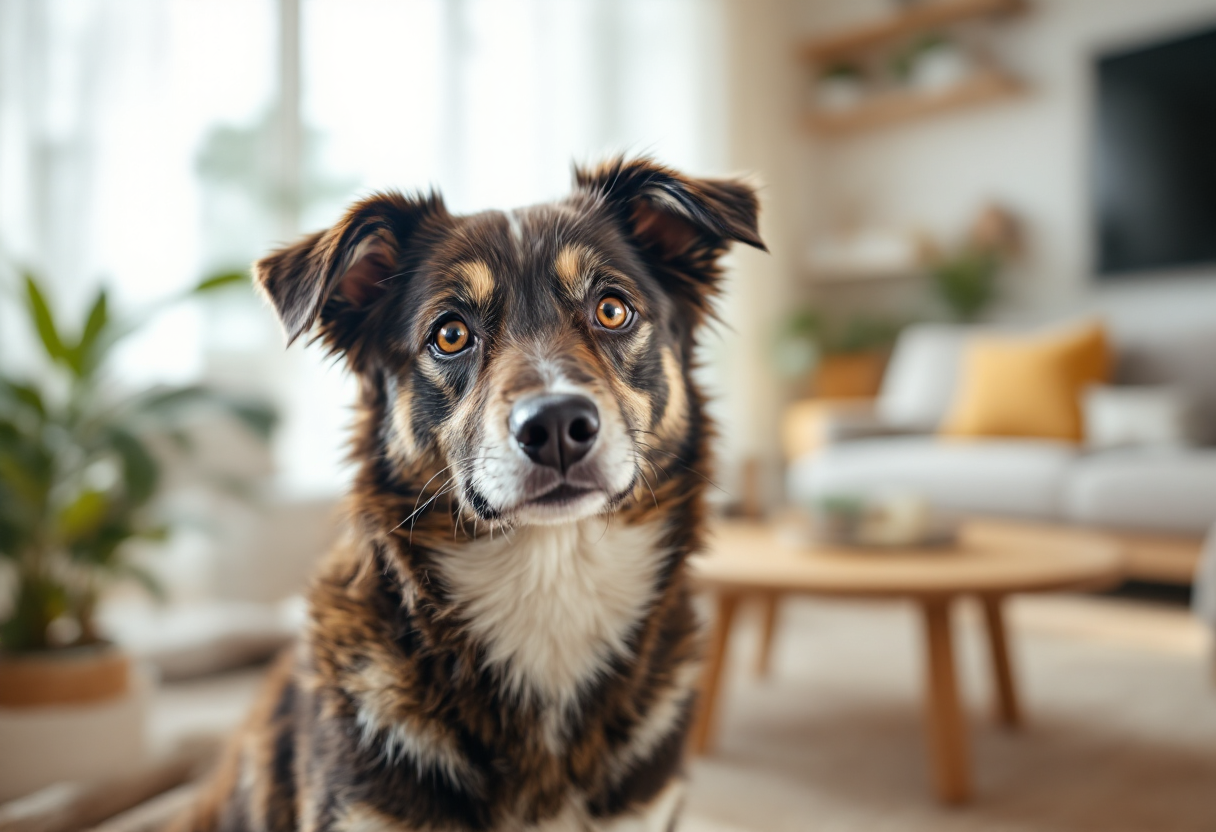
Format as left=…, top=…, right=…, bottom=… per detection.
left=437, top=520, right=665, bottom=709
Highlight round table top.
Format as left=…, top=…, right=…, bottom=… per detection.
left=690, top=520, right=1124, bottom=599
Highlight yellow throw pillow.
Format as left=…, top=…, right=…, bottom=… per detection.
left=942, top=321, right=1112, bottom=442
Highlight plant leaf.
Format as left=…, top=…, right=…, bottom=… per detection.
left=108, top=428, right=160, bottom=506
left=222, top=398, right=278, bottom=440
left=73, top=288, right=111, bottom=375
left=0, top=380, right=46, bottom=420
left=129, top=385, right=211, bottom=418
left=135, top=525, right=171, bottom=542
left=128, top=385, right=277, bottom=440
left=24, top=273, right=67, bottom=364
left=0, top=442, right=52, bottom=506
left=59, top=489, right=110, bottom=543
left=0, top=575, right=68, bottom=651
left=192, top=270, right=248, bottom=294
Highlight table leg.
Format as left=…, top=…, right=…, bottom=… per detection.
left=690, top=592, right=740, bottom=756
left=981, top=595, right=1021, bottom=728
left=920, top=599, right=971, bottom=804
left=755, top=593, right=781, bottom=678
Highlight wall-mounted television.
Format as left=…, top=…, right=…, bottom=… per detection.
left=1093, top=24, right=1216, bottom=278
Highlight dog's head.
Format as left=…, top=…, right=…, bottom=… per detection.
left=255, top=158, right=763, bottom=527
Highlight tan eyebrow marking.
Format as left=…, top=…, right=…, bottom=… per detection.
left=554, top=244, right=598, bottom=296
left=454, top=260, right=494, bottom=305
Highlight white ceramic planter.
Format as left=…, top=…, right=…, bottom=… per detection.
left=0, top=666, right=152, bottom=801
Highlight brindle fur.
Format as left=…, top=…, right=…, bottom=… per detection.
left=168, top=158, right=764, bottom=832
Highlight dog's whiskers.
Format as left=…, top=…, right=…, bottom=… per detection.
left=631, top=437, right=727, bottom=494
left=636, top=466, right=659, bottom=509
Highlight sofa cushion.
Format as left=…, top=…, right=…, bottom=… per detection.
left=1116, top=327, right=1216, bottom=445
left=942, top=320, right=1111, bottom=443
left=1083, top=384, right=1198, bottom=450
left=1063, top=449, right=1216, bottom=535
left=788, top=436, right=1077, bottom=519
left=876, top=324, right=971, bottom=431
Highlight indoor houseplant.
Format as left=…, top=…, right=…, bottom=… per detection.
left=775, top=309, right=904, bottom=398
left=924, top=202, right=1022, bottom=322
left=0, top=271, right=275, bottom=708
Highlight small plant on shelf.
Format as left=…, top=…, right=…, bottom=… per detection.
left=815, top=62, right=868, bottom=112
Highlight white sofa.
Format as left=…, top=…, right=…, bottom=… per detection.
left=787, top=323, right=1216, bottom=582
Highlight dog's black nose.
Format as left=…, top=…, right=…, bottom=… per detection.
left=509, top=394, right=600, bottom=472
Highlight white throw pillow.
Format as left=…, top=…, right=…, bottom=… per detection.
left=877, top=324, right=974, bottom=431
left=1083, top=385, right=1195, bottom=450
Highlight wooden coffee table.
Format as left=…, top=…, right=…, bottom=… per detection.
left=688, top=519, right=1122, bottom=804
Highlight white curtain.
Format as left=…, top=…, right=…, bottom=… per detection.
left=302, top=0, right=722, bottom=220
left=0, top=0, right=727, bottom=495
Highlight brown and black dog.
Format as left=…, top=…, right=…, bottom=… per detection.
left=168, top=158, right=764, bottom=832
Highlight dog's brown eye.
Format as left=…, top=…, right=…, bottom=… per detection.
left=433, top=319, right=470, bottom=354
left=595, top=296, right=631, bottom=330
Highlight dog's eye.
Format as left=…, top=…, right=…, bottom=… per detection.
left=433, top=318, right=470, bottom=354
left=595, top=295, right=632, bottom=330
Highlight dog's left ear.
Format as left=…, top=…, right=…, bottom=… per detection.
left=574, top=157, right=766, bottom=303
left=254, top=191, right=446, bottom=348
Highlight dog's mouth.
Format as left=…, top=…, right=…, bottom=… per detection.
left=526, top=482, right=598, bottom=507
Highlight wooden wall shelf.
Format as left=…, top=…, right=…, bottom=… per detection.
left=801, top=0, right=1028, bottom=65
left=806, top=71, right=1024, bottom=137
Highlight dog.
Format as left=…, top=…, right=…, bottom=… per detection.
left=168, top=157, right=764, bottom=832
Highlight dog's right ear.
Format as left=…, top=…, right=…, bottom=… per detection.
left=254, top=191, right=446, bottom=347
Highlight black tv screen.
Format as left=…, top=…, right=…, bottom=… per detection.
left=1093, top=25, right=1216, bottom=278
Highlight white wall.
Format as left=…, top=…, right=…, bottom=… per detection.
left=707, top=0, right=813, bottom=497
left=796, top=0, right=1216, bottom=327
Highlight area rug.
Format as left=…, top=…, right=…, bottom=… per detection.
left=681, top=596, right=1215, bottom=832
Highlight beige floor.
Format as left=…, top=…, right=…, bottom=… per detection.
left=682, top=595, right=1215, bottom=832
left=151, top=595, right=1216, bottom=832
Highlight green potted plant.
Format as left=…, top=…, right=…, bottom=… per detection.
left=0, top=271, right=275, bottom=708
left=775, top=309, right=905, bottom=398
left=924, top=203, right=1021, bottom=322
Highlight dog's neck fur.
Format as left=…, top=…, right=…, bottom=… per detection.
left=433, top=519, right=667, bottom=714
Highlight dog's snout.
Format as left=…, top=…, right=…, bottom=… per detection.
left=509, top=394, right=600, bottom=472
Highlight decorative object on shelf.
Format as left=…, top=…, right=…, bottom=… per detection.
left=806, top=225, right=922, bottom=281
left=923, top=202, right=1021, bottom=320
left=815, top=63, right=868, bottom=112
left=0, top=271, right=277, bottom=702
left=802, top=0, right=1027, bottom=64
left=806, top=71, right=1023, bottom=136
left=799, top=0, right=1027, bottom=137
left=891, top=32, right=973, bottom=93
